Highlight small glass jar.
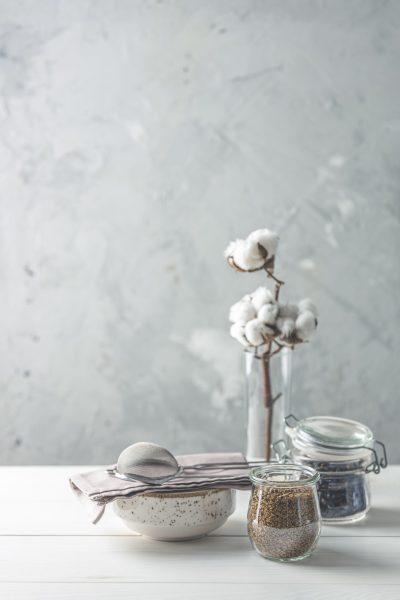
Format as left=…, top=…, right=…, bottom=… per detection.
left=247, top=464, right=321, bottom=562
left=284, top=415, right=388, bottom=524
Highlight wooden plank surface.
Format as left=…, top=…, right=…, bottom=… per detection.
left=0, top=535, right=399, bottom=584
left=0, top=466, right=399, bottom=599
left=0, top=583, right=399, bottom=600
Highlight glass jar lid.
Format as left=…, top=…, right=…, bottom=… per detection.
left=250, top=463, right=320, bottom=487
left=294, top=416, right=374, bottom=449
left=284, top=414, right=388, bottom=473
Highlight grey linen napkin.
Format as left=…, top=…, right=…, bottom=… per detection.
left=70, top=452, right=251, bottom=524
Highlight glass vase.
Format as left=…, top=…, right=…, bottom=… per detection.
left=245, top=347, right=293, bottom=460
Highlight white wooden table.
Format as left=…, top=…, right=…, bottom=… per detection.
left=1, top=465, right=399, bottom=599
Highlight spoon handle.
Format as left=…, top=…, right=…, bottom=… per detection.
left=184, top=460, right=266, bottom=470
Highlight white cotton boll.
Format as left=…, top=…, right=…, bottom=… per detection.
left=247, top=228, right=279, bottom=258
left=244, top=319, right=264, bottom=346
left=230, top=323, right=250, bottom=347
left=224, top=240, right=238, bottom=259
left=244, top=319, right=270, bottom=346
left=295, top=310, right=318, bottom=341
left=298, top=298, right=319, bottom=318
left=232, top=239, right=265, bottom=271
left=278, top=304, right=299, bottom=319
left=257, top=302, right=279, bottom=325
left=251, top=286, right=274, bottom=312
left=243, top=238, right=266, bottom=264
left=229, top=299, right=256, bottom=324
left=224, top=239, right=259, bottom=270
left=276, top=317, right=296, bottom=339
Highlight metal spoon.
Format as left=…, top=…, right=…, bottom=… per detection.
left=106, top=441, right=265, bottom=484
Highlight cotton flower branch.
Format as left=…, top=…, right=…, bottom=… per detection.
left=225, top=227, right=319, bottom=460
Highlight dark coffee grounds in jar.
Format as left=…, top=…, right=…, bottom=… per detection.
left=247, top=485, right=320, bottom=560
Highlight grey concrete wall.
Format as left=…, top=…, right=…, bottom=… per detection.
left=0, top=0, right=399, bottom=464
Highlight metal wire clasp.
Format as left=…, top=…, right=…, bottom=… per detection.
left=284, top=414, right=299, bottom=429
left=272, top=439, right=291, bottom=463
left=364, top=440, right=388, bottom=474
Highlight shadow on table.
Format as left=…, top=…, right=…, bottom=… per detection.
left=294, top=540, right=395, bottom=572
left=109, top=533, right=253, bottom=557
left=362, top=506, right=400, bottom=531
left=297, top=547, right=391, bottom=571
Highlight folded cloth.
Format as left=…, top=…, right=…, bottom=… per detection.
left=70, top=452, right=252, bottom=524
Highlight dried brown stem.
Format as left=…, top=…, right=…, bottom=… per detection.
left=272, top=392, right=282, bottom=406
left=260, top=352, right=272, bottom=461
left=269, top=345, right=284, bottom=359
left=273, top=339, right=285, bottom=350
left=264, top=266, right=285, bottom=292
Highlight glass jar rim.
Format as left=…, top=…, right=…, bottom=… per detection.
left=291, top=415, right=373, bottom=449
left=250, top=463, right=320, bottom=487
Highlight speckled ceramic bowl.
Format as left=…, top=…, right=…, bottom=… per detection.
left=113, top=488, right=236, bottom=541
